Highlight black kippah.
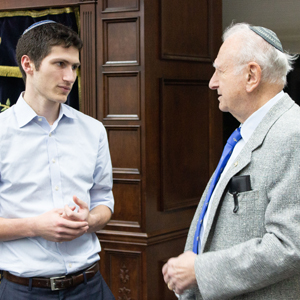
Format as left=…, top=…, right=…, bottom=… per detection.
left=249, top=26, right=283, bottom=52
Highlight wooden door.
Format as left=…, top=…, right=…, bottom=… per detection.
left=96, top=0, right=222, bottom=299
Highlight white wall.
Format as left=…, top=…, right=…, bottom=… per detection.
left=223, top=0, right=300, bottom=53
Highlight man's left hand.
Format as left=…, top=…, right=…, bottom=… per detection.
left=62, top=196, right=89, bottom=222
left=62, top=196, right=112, bottom=233
left=162, top=251, right=197, bottom=294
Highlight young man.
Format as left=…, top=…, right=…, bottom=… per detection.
left=0, top=20, right=115, bottom=299
left=163, top=23, right=300, bottom=299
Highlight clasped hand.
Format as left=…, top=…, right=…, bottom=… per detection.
left=34, top=196, right=89, bottom=242
left=162, top=251, right=197, bottom=295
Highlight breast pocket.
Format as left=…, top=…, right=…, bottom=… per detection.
left=211, top=189, right=266, bottom=248
left=227, top=189, right=267, bottom=237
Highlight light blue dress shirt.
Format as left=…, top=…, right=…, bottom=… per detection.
left=0, top=94, right=114, bottom=277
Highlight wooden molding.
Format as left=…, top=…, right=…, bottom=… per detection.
left=0, top=0, right=96, bottom=10
left=80, top=4, right=97, bottom=118
left=102, top=0, right=139, bottom=13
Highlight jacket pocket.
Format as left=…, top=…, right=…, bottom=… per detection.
left=207, top=189, right=266, bottom=251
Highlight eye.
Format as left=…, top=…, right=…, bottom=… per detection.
left=56, top=61, right=65, bottom=68
left=216, top=68, right=225, bottom=75
left=72, top=65, right=79, bottom=71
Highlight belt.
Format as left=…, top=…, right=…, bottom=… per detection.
left=3, top=263, right=99, bottom=291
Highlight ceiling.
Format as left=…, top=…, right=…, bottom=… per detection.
left=223, top=0, right=300, bottom=53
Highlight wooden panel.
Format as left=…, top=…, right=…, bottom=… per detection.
left=108, top=179, right=142, bottom=230
left=160, top=79, right=210, bottom=211
left=103, top=72, right=140, bottom=120
left=98, top=230, right=187, bottom=300
left=103, top=17, right=140, bottom=66
left=103, top=249, right=142, bottom=300
left=80, top=4, right=97, bottom=118
left=158, top=259, right=178, bottom=299
left=145, top=232, right=187, bottom=300
left=160, top=0, right=210, bottom=61
left=102, top=0, right=139, bottom=13
left=106, top=125, right=141, bottom=174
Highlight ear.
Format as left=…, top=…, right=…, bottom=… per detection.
left=21, top=55, right=35, bottom=76
left=245, top=62, right=261, bottom=93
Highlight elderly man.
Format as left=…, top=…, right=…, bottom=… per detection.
left=163, top=23, right=300, bottom=300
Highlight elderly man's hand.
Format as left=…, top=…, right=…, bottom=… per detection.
left=162, top=251, right=197, bottom=294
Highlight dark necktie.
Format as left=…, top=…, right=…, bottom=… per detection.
left=192, top=127, right=242, bottom=253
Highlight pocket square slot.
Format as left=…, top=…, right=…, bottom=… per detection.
left=229, top=175, right=251, bottom=213
left=229, top=175, right=251, bottom=193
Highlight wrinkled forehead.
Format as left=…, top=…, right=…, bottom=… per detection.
left=214, top=36, right=241, bottom=69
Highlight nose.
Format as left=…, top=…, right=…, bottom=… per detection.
left=209, top=71, right=218, bottom=90
left=63, top=67, right=77, bottom=83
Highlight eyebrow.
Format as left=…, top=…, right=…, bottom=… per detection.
left=213, top=61, right=227, bottom=72
left=52, top=58, right=81, bottom=67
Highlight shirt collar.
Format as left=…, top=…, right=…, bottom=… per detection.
left=240, top=90, right=284, bottom=143
left=15, top=94, right=37, bottom=128
left=58, top=101, right=76, bottom=121
left=15, top=93, right=76, bottom=128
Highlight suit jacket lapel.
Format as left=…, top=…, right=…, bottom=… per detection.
left=200, top=93, right=295, bottom=252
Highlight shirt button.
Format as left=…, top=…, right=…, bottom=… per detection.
left=49, top=133, right=52, bottom=137
left=55, top=186, right=59, bottom=191
left=52, top=159, right=56, bottom=163
left=68, top=263, right=72, bottom=268
left=38, top=117, right=42, bottom=122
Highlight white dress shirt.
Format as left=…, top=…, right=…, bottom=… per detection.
left=0, top=94, right=114, bottom=277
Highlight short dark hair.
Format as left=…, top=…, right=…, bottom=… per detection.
left=16, top=22, right=83, bottom=83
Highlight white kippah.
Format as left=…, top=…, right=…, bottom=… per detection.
left=22, top=20, right=56, bottom=35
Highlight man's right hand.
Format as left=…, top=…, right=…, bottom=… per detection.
left=32, top=208, right=89, bottom=242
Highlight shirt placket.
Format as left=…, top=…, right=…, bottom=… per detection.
left=47, top=130, right=63, bottom=208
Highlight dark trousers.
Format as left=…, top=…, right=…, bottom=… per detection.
left=0, top=271, right=115, bottom=300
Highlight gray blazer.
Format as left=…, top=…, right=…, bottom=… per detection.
left=181, top=93, right=300, bottom=300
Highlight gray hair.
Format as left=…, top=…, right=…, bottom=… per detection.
left=222, top=23, right=297, bottom=86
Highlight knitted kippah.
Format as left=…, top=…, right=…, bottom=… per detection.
left=250, top=26, right=283, bottom=52
left=23, top=20, right=56, bottom=35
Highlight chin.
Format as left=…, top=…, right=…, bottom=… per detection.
left=218, top=103, right=228, bottom=113
left=56, top=95, right=69, bottom=103
left=61, top=98, right=68, bottom=103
